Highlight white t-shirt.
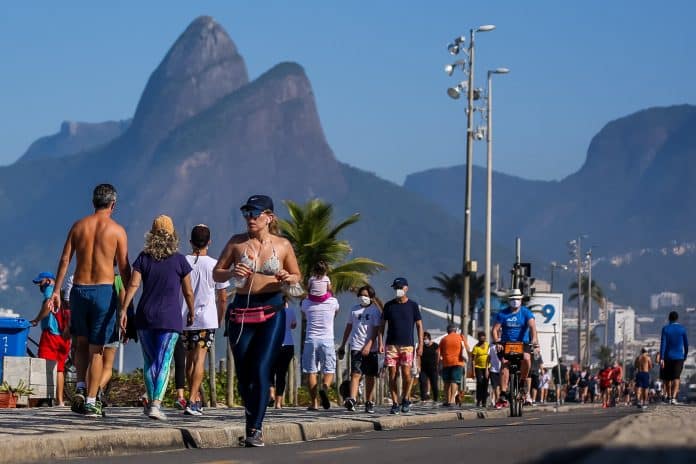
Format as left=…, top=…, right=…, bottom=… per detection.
left=348, top=304, right=382, bottom=351
left=488, top=344, right=501, bottom=373
left=308, top=275, right=331, bottom=296
left=301, top=297, right=339, bottom=342
left=282, top=306, right=297, bottom=346
left=540, top=372, right=550, bottom=389
left=180, top=255, right=230, bottom=330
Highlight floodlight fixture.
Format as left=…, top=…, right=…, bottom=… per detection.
left=477, top=25, right=496, bottom=32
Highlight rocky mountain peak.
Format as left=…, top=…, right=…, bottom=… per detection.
left=127, top=15, right=249, bottom=152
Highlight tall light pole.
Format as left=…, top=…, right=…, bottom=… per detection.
left=585, top=249, right=592, bottom=367
left=483, top=67, right=509, bottom=339
left=446, top=24, right=495, bottom=336
left=550, top=262, right=568, bottom=293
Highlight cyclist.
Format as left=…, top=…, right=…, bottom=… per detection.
left=491, top=289, right=539, bottom=409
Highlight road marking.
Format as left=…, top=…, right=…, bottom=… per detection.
left=197, top=461, right=239, bottom=464
left=526, top=417, right=540, bottom=421
left=485, top=427, right=500, bottom=432
left=302, top=446, right=359, bottom=455
left=391, top=436, right=430, bottom=442
left=454, top=432, right=473, bottom=438
left=507, top=421, right=524, bottom=426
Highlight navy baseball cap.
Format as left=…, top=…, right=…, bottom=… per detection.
left=240, top=195, right=274, bottom=213
left=32, top=271, right=56, bottom=284
left=391, top=277, right=408, bottom=289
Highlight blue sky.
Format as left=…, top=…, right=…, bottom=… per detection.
left=2, top=1, right=695, bottom=184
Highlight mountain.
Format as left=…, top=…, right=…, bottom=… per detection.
left=0, top=16, right=513, bottom=368
left=404, top=104, right=696, bottom=308
left=18, top=120, right=130, bottom=162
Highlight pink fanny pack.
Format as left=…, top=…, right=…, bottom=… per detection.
left=229, top=305, right=278, bottom=324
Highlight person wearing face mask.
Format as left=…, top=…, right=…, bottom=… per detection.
left=30, top=271, right=72, bottom=406
left=338, top=285, right=384, bottom=413
left=418, top=332, right=439, bottom=403
left=491, top=288, right=538, bottom=409
left=380, top=277, right=424, bottom=415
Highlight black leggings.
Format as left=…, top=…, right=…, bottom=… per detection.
left=174, top=336, right=186, bottom=390
left=419, top=367, right=439, bottom=401
left=475, top=368, right=489, bottom=404
left=270, top=345, right=295, bottom=396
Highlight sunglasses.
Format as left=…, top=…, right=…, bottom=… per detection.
left=242, top=209, right=265, bottom=219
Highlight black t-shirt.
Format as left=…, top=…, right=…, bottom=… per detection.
left=421, top=342, right=439, bottom=370
left=553, top=364, right=568, bottom=383
left=383, top=298, right=422, bottom=346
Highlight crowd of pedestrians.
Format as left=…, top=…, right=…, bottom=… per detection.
left=29, top=184, right=692, bottom=448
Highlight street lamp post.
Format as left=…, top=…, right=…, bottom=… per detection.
left=483, top=67, right=509, bottom=339
left=446, top=24, right=495, bottom=336
left=585, top=250, right=592, bottom=367
left=550, top=262, right=568, bottom=293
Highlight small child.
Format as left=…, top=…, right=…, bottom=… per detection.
left=307, top=261, right=332, bottom=302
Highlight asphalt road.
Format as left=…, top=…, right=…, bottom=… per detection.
left=72, top=408, right=635, bottom=464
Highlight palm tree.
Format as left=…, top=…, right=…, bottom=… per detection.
left=278, top=199, right=385, bottom=294
left=596, top=345, right=613, bottom=367
left=568, top=275, right=605, bottom=320
left=427, top=272, right=462, bottom=323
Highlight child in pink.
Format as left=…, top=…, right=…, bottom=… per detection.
left=307, top=261, right=332, bottom=303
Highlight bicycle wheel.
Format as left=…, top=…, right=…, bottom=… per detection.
left=509, top=372, right=518, bottom=417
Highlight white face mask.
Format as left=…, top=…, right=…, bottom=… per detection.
left=509, top=299, right=522, bottom=309
left=395, top=289, right=405, bottom=298
left=358, top=295, right=371, bottom=307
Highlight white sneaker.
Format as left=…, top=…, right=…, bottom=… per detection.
left=148, top=405, right=168, bottom=421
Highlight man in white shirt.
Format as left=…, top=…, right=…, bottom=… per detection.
left=179, top=225, right=230, bottom=415
left=338, top=285, right=383, bottom=413
left=301, top=295, right=339, bottom=410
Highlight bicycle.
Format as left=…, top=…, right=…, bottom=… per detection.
left=501, top=341, right=526, bottom=417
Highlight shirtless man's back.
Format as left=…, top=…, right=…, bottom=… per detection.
left=635, top=348, right=653, bottom=408
left=52, top=184, right=130, bottom=417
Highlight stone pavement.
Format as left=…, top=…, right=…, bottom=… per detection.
left=0, top=401, right=586, bottom=463
left=534, top=405, right=696, bottom=463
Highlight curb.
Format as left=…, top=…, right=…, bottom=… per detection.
left=1, top=403, right=600, bottom=463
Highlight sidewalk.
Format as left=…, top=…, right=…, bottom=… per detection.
left=0, top=401, right=586, bottom=463
left=535, top=404, right=696, bottom=463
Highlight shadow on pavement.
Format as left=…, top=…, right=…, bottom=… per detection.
left=526, top=445, right=696, bottom=464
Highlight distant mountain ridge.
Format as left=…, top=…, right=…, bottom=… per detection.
left=18, top=119, right=130, bottom=162
left=404, top=104, right=696, bottom=307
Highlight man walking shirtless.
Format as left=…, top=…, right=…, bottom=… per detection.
left=51, top=184, right=130, bottom=417
left=634, top=348, right=653, bottom=409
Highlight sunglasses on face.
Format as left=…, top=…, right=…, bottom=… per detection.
left=242, top=209, right=265, bottom=219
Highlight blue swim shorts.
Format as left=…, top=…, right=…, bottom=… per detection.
left=70, top=284, right=119, bottom=346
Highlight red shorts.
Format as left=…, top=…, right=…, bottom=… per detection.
left=38, top=331, right=71, bottom=372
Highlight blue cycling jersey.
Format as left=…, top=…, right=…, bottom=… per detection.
left=496, top=306, right=534, bottom=343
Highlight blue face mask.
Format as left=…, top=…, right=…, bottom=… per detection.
left=41, top=284, right=54, bottom=300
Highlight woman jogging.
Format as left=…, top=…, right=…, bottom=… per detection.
left=213, top=195, right=301, bottom=447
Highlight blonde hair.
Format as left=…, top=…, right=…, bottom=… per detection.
left=144, top=229, right=179, bottom=261
left=265, top=210, right=281, bottom=236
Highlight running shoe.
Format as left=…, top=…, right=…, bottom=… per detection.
left=83, top=401, right=102, bottom=418
left=148, top=405, right=168, bottom=421
left=344, top=397, right=356, bottom=412
left=71, top=387, right=86, bottom=415
left=401, top=400, right=412, bottom=413
left=319, top=388, right=331, bottom=410
left=389, top=403, right=400, bottom=415
left=184, top=401, right=202, bottom=416
left=245, top=429, right=265, bottom=447
left=365, top=401, right=375, bottom=414
left=175, top=397, right=187, bottom=410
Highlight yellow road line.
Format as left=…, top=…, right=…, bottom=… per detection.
left=507, top=421, right=524, bottom=426
left=485, top=427, right=500, bottom=432
left=302, top=446, right=359, bottom=455
left=391, top=437, right=430, bottom=442
left=454, top=432, right=473, bottom=437
left=526, top=417, right=540, bottom=421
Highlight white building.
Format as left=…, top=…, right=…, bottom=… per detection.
left=613, top=306, right=635, bottom=345
left=650, top=292, right=684, bottom=311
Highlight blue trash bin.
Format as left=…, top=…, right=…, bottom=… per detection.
left=0, top=318, right=31, bottom=381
